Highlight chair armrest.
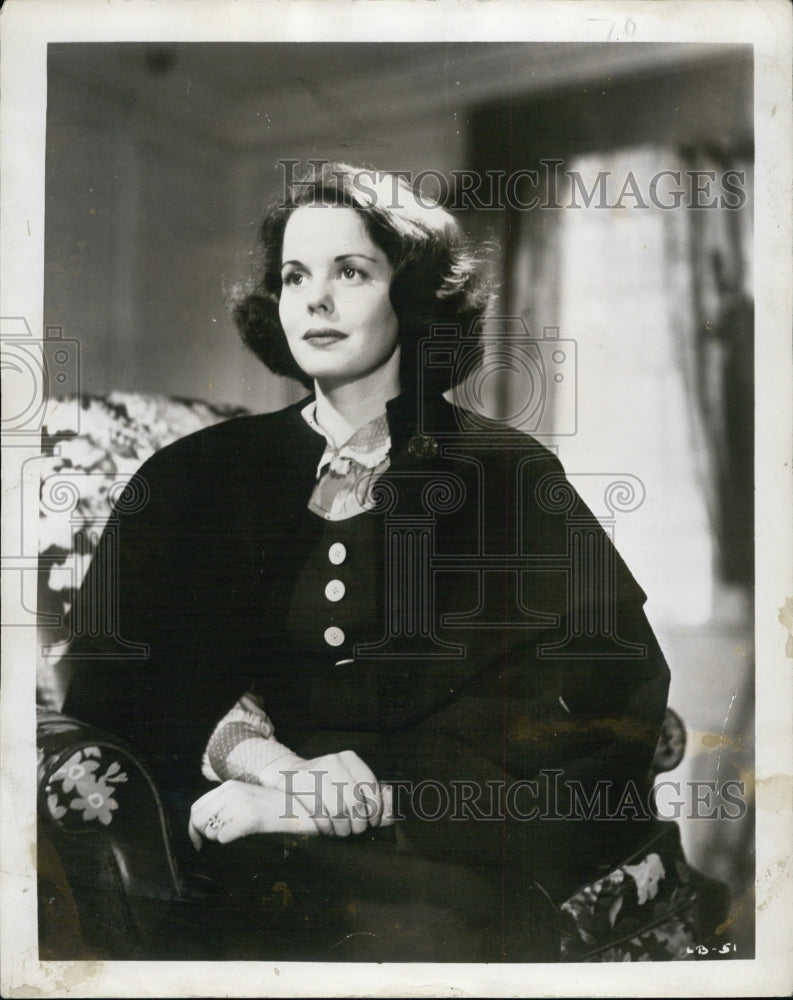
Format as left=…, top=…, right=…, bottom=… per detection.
left=651, top=707, right=687, bottom=776
left=37, top=707, right=184, bottom=957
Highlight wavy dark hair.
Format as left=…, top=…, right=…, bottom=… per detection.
left=232, top=162, right=491, bottom=395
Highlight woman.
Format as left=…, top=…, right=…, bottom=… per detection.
left=63, top=162, right=672, bottom=961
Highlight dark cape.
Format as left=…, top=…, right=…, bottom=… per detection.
left=62, top=391, right=670, bottom=960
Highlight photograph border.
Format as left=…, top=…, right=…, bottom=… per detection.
left=1, top=0, right=791, bottom=996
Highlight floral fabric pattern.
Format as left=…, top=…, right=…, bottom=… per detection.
left=40, top=392, right=249, bottom=577
left=559, top=825, right=701, bottom=961
left=37, top=392, right=249, bottom=708
left=45, top=746, right=128, bottom=827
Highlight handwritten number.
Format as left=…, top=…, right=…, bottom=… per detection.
left=588, top=17, right=637, bottom=41
left=686, top=942, right=737, bottom=956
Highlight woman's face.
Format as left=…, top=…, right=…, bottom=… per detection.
left=278, top=205, right=399, bottom=390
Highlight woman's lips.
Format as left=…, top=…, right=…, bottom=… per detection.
left=303, top=328, right=347, bottom=346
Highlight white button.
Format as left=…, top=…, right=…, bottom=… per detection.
left=324, top=626, right=345, bottom=647
left=328, top=542, right=347, bottom=565
left=325, top=579, right=346, bottom=602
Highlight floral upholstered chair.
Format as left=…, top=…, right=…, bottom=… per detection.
left=35, top=392, right=725, bottom=960
left=36, top=391, right=250, bottom=710
left=36, top=392, right=248, bottom=957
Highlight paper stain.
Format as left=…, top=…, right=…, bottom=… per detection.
left=755, top=771, right=793, bottom=813
left=9, top=961, right=105, bottom=998
left=755, top=854, right=789, bottom=914
left=777, top=596, right=793, bottom=656
left=699, top=731, right=753, bottom=752
left=684, top=728, right=754, bottom=782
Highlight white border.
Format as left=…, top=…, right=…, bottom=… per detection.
left=1, top=0, right=791, bottom=996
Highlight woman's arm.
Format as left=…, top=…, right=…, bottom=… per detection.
left=188, top=780, right=321, bottom=848
left=61, top=433, right=265, bottom=808
left=196, top=691, right=393, bottom=841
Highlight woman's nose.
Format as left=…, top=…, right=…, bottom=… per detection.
left=308, top=282, right=333, bottom=314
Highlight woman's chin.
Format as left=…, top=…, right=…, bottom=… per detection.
left=311, top=373, right=361, bottom=395
left=300, top=365, right=348, bottom=386
left=290, top=352, right=353, bottom=384
left=300, top=362, right=375, bottom=391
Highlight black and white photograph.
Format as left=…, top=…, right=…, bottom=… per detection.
left=1, top=1, right=791, bottom=996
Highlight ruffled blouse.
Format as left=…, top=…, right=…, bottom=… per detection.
left=300, top=400, right=392, bottom=521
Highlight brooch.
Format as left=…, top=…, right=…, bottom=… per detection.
left=407, top=434, right=439, bottom=460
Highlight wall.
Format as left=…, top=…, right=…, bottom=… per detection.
left=45, top=42, right=750, bottom=412
left=44, top=43, right=482, bottom=412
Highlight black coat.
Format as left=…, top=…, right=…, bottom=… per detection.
left=63, top=390, right=670, bottom=923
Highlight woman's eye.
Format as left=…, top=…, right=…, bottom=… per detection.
left=282, top=271, right=303, bottom=287
left=340, top=266, right=361, bottom=281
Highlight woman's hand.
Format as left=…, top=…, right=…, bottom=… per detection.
left=273, top=750, right=394, bottom=838
left=188, top=779, right=321, bottom=850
